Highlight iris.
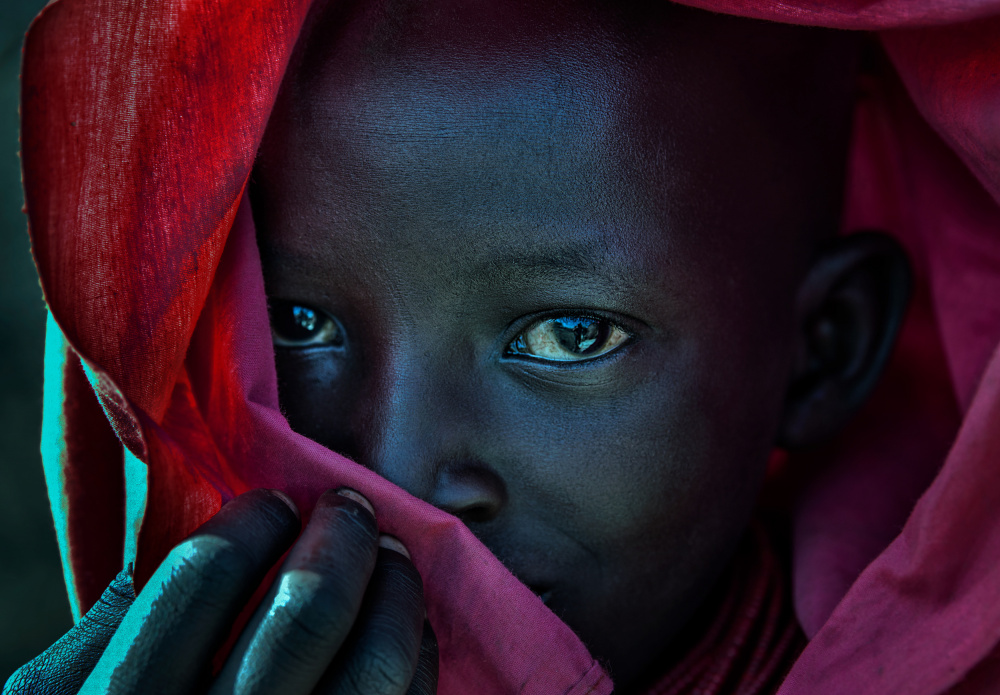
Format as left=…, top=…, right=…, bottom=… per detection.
left=508, top=316, right=630, bottom=362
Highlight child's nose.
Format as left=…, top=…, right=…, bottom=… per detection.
left=425, top=466, right=506, bottom=524
left=352, top=353, right=508, bottom=525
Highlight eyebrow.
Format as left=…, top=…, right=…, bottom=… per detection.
left=466, top=244, right=642, bottom=295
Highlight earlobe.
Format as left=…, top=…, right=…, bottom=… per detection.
left=777, top=231, right=911, bottom=448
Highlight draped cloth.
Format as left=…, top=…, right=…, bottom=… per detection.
left=19, top=1, right=1000, bottom=693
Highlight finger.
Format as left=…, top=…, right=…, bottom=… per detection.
left=404, top=621, right=439, bottom=695
left=3, top=567, right=135, bottom=695
left=210, top=488, right=380, bottom=695
left=314, top=537, right=426, bottom=695
left=80, top=489, right=300, bottom=695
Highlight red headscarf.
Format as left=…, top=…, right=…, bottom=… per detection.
left=20, top=1, right=1000, bottom=693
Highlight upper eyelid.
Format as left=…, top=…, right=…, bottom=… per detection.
left=503, top=307, right=645, bottom=336
left=515, top=313, right=637, bottom=340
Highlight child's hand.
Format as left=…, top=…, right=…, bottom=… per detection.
left=4, top=488, right=438, bottom=695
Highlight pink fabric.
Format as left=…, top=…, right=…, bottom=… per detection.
left=19, top=0, right=1000, bottom=693
left=680, top=1, right=1000, bottom=29
left=778, top=63, right=1000, bottom=692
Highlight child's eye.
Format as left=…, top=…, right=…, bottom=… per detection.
left=507, top=316, right=630, bottom=362
left=269, top=299, right=344, bottom=348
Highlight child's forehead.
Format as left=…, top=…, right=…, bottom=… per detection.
left=260, top=57, right=672, bottom=297
left=279, top=0, right=854, bottom=185
left=260, top=30, right=687, bottom=312
left=269, top=8, right=745, bottom=241
left=259, top=0, right=859, bottom=284
left=280, top=64, right=641, bottom=222
left=268, top=16, right=664, bottom=245
left=286, top=1, right=639, bottom=162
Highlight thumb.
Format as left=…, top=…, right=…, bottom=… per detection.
left=3, top=566, right=136, bottom=695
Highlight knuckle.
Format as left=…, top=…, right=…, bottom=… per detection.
left=255, top=570, right=359, bottom=658
left=252, top=624, right=326, bottom=674
left=377, top=558, right=425, bottom=616
left=281, top=589, right=356, bottom=643
left=346, top=646, right=414, bottom=695
left=285, top=605, right=341, bottom=642
left=304, top=561, right=370, bottom=615
left=383, top=557, right=423, bottom=593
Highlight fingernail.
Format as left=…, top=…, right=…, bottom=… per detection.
left=269, top=489, right=300, bottom=518
left=335, top=487, right=375, bottom=517
left=378, top=534, right=410, bottom=559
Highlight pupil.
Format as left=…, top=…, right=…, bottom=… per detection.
left=292, top=306, right=318, bottom=333
left=555, top=317, right=604, bottom=354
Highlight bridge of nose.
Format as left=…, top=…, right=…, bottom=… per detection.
left=352, top=333, right=509, bottom=523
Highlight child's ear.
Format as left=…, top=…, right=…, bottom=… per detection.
left=777, top=232, right=911, bottom=448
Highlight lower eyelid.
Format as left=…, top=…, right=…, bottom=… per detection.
left=504, top=345, right=635, bottom=390
left=504, top=332, right=635, bottom=366
left=272, top=338, right=348, bottom=352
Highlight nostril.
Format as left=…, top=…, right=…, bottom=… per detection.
left=427, top=465, right=507, bottom=524
left=457, top=503, right=498, bottom=525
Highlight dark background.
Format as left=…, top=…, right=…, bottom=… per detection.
left=0, top=0, right=75, bottom=682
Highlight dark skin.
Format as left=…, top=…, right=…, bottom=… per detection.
left=7, top=2, right=911, bottom=694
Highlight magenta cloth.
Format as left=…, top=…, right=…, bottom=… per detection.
left=19, top=0, right=1000, bottom=693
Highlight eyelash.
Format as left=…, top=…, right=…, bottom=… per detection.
left=268, top=300, right=634, bottom=363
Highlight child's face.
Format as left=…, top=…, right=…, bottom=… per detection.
left=252, top=1, right=857, bottom=688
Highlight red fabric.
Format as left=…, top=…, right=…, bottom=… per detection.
left=19, top=1, right=1000, bottom=693
left=50, top=348, right=126, bottom=605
